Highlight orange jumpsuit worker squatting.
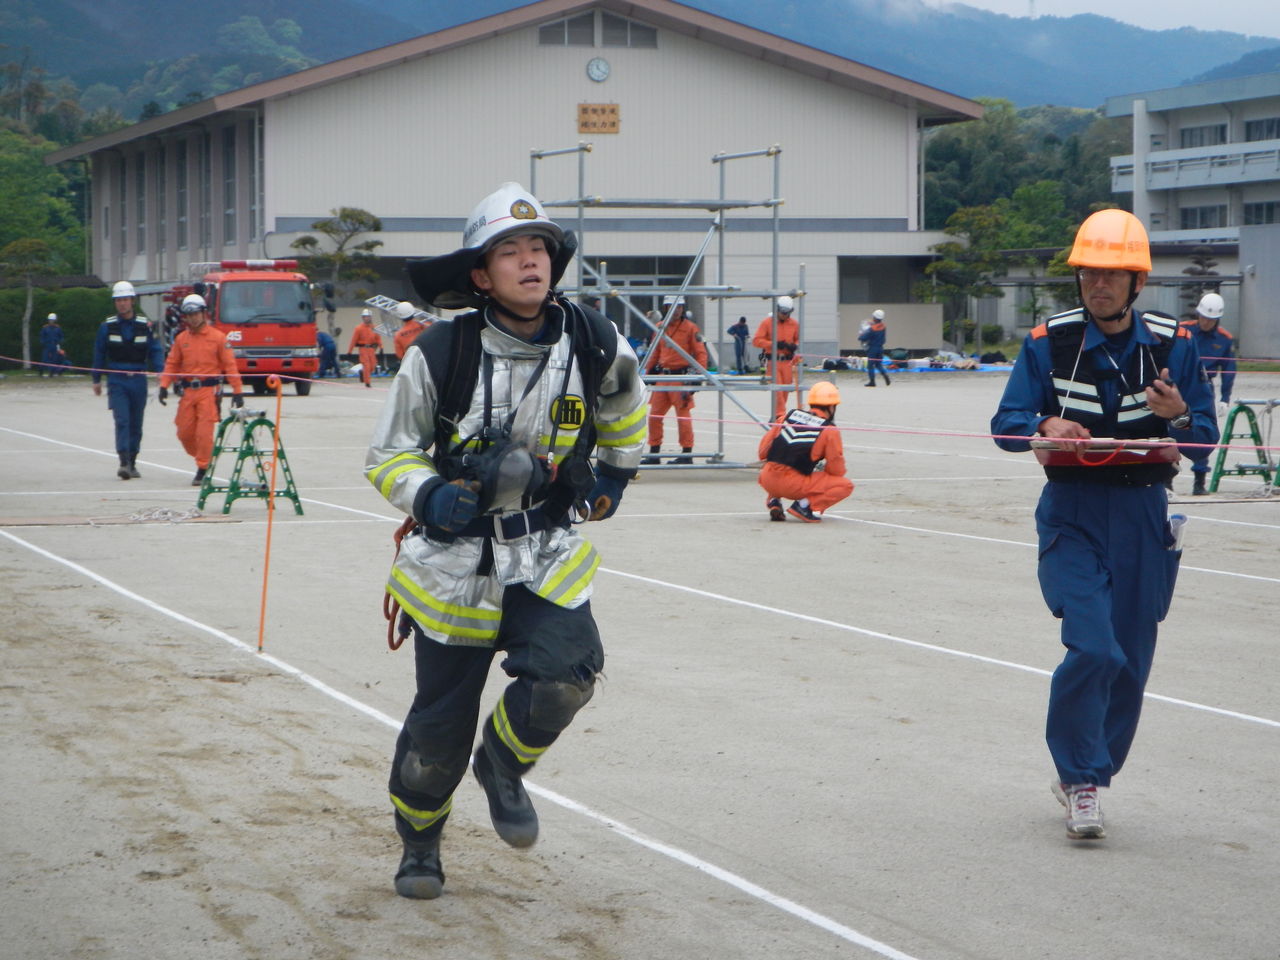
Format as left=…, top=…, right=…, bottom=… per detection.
left=642, top=296, right=708, bottom=464
left=158, top=293, right=244, bottom=486
left=753, top=295, right=801, bottom=421
left=349, top=308, right=382, bottom=387
left=757, top=380, right=854, bottom=523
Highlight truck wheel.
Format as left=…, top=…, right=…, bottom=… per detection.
left=295, top=378, right=312, bottom=397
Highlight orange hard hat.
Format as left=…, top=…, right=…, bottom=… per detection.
left=807, top=381, right=841, bottom=408
left=1067, top=209, right=1151, bottom=272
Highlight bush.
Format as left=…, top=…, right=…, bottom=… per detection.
left=981, top=324, right=1004, bottom=346
left=0, top=287, right=114, bottom=371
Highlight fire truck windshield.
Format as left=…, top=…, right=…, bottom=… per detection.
left=218, top=280, right=314, bottom=326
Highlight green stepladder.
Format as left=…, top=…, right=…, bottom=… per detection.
left=1209, top=401, right=1277, bottom=494
left=196, top=408, right=304, bottom=515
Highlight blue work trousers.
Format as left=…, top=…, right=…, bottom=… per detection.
left=1035, top=481, right=1181, bottom=786
left=106, top=373, right=148, bottom=457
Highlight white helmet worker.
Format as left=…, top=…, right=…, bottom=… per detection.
left=361, top=308, right=373, bottom=319
left=46, top=312, right=58, bottom=321
left=112, top=280, right=136, bottom=299
left=180, top=293, right=207, bottom=313
left=776, top=296, right=795, bottom=314
left=407, top=182, right=572, bottom=310
left=662, top=295, right=686, bottom=307
left=393, top=301, right=417, bottom=321
left=872, top=309, right=885, bottom=321
left=1196, top=292, right=1225, bottom=320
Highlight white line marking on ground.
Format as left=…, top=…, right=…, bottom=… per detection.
left=0, top=528, right=923, bottom=960
left=601, top=567, right=1280, bottom=730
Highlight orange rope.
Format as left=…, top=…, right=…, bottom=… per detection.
left=383, top=516, right=418, bottom=650
left=256, top=375, right=285, bottom=652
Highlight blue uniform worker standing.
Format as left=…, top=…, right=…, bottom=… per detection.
left=1179, top=292, right=1236, bottom=495
left=859, top=309, right=890, bottom=386
left=316, top=329, right=339, bottom=378
left=991, top=210, right=1217, bottom=841
left=92, top=280, right=164, bottom=480
left=39, top=313, right=67, bottom=375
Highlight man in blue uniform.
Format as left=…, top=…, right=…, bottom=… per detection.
left=1180, top=292, right=1236, bottom=495
left=39, top=313, right=67, bottom=375
left=92, top=281, right=164, bottom=480
left=859, top=309, right=889, bottom=386
left=991, top=210, right=1217, bottom=841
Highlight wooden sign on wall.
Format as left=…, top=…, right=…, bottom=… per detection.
left=578, top=103, right=620, bottom=134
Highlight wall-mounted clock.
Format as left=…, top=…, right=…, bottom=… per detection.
left=586, top=57, right=610, bottom=82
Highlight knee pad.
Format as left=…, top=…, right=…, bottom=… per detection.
left=528, top=678, right=595, bottom=733
left=399, top=745, right=470, bottom=797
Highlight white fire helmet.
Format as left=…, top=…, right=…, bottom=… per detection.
left=46, top=312, right=58, bottom=321
left=361, top=308, right=372, bottom=319
left=393, top=301, right=417, bottom=320
left=776, top=296, right=795, bottom=314
left=112, top=280, right=136, bottom=299
left=462, top=182, right=563, bottom=256
left=1196, top=292, right=1224, bottom=320
left=872, top=309, right=885, bottom=320
left=180, top=293, right=207, bottom=314
left=662, top=295, right=685, bottom=307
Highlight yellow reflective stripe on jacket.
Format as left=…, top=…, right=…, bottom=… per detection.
left=387, top=567, right=501, bottom=641
left=535, top=540, right=599, bottom=606
left=597, top=403, right=649, bottom=447
left=492, top=695, right=547, bottom=766
left=367, top=451, right=434, bottom=499
left=391, top=793, right=453, bottom=832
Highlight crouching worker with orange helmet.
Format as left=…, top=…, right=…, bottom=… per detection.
left=757, top=380, right=854, bottom=522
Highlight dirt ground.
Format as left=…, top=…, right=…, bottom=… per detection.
left=2, top=368, right=1278, bottom=960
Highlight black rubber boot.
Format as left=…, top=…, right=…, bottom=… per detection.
left=394, top=833, right=444, bottom=900
left=672, top=447, right=694, bottom=465
left=117, top=455, right=131, bottom=481
left=191, top=467, right=207, bottom=487
left=1192, top=473, right=1207, bottom=496
left=127, top=456, right=141, bottom=479
left=472, top=744, right=538, bottom=848
left=640, top=444, right=660, bottom=466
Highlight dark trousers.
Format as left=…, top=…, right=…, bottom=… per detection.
left=866, top=357, right=890, bottom=385
left=106, top=374, right=148, bottom=457
left=389, top=585, right=603, bottom=842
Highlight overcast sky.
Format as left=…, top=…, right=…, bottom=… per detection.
left=926, top=0, right=1280, bottom=39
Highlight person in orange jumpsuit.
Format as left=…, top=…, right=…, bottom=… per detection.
left=158, top=293, right=244, bottom=486
left=349, top=309, right=382, bottom=387
left=642, top=297, right=708, bottom=464
left=391, top=301, right=429, bottom=366
left=757, top=380, right=853, bottom=523
left=753, top=295, right=801, bottom=420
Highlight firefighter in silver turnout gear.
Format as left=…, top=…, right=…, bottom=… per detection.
left=365, top=183, right=648, bottom=900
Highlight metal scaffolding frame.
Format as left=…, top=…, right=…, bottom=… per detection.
left=531, top=143, right=804, bottom=468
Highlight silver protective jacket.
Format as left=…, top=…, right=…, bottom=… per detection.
left=365, top=303, right=649, bottom=645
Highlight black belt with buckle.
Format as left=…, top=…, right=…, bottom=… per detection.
left=181, top=377, right=222, bottom=389
left=455, top=507, right=559, bottom=542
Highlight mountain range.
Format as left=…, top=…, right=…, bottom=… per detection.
left=4, top=0, right=1278, bottom=111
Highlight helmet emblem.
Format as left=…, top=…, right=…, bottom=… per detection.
left=511, top=200, right=537, bottom=221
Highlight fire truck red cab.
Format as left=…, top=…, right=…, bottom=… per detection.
left=166, top=259, right=321, bottom=396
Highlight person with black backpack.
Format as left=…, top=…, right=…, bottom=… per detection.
left=364, top=183, right=648, bottom=900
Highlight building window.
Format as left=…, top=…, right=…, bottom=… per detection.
left=1179, top=124, right=1227, bottom=148
left=1244, top=117, right=1280, bottom=142
left=135, top=154, right=146, bottom=252
left=1179, top=204, right=1228, bottom=229
left=538, top=12, right=595, bottom=45
left=156, top=146, right=166, bottom=253
left=199, top=131, right=212, bottom=248
left=175, top=139, right=188, bottom=250
left=601, top=12, right=657, bottom=47
left=1243, top=201, right=1278, bottom=225
left=222, top=126, right=237, bottom=245
left=118, top=160, right=127, bottom=255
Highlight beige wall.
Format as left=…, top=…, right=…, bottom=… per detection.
left=838, top=303, right=942, bottom=353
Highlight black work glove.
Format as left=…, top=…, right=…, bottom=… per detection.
left=422, top=479, right=481, bottom=533
left=158, top=386, right=168, bottom=405
left=587, top=474, right=627, bottom=521
left=231, top=393, right=244, bottom=409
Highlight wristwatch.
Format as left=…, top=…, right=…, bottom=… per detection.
left=1170, top=406, right=1192, bottom=430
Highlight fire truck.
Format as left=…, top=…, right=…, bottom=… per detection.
left=165, top=260, right=326, bottom=395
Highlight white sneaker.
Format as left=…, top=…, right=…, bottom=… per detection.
left=1051, top=781, right=1105, bottom=839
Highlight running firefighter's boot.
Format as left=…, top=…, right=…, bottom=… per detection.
left=472, top=743, right=538, bottom=848
left=394, top=833, right=444, bottom=899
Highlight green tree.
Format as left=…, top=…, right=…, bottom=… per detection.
left=0, top=237, right=56, bottom=368
left=917, top=205, right=1008, bottom=349
left=0, top=128, right=84, bottom=272
left=290, top=207, right=384, bottom=333
left=1180, top=247, right=1219, bottom=320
